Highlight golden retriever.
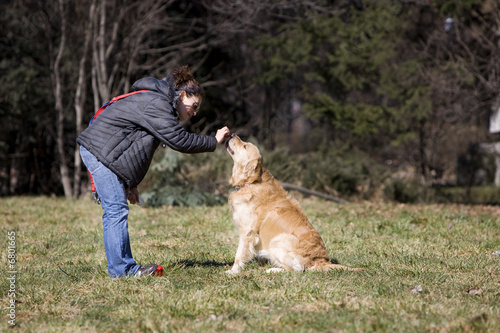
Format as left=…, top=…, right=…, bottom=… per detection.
left=225, top=134, right=363, bottom=274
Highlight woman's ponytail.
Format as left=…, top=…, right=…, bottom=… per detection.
left=172, top=65, right=203, bottom=97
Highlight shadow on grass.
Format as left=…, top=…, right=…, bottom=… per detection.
left=168, top=258, right=355, bottom=270
left=169, top=259, right=233, bottom=268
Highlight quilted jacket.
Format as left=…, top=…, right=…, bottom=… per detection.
left=76, top=76, right=217, bottom=189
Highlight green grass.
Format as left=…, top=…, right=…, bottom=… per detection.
left=1, top=196, right=499, bottom=332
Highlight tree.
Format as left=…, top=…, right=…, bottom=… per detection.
left=0, top=1, right=57, bottom=195
left=253, top=0, right=500, bottom=183
left=51, top=0, right=72, bottom=198
left=1, top=0, right=499, bottom=197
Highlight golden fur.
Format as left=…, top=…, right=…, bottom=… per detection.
left=225, top=135, right=362, bottom=274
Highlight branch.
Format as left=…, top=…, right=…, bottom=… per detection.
left=280, top=182, right=348, bottom=203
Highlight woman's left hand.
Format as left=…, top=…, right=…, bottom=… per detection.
left=126, top=188, right=140, bottom=205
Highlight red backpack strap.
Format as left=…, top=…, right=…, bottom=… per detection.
left=89, top=90, right=150, bottom=124
left=88, top=171, right=100, bottom=204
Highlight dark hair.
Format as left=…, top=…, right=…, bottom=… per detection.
left=172, top=65, right=204, bottom=97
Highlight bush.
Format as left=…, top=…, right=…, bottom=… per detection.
left=383, top=179, right=432, bottom=203
left=140, top=148, right=230, bottom=207
left=257, top=142, right=390, bottom=200
left=144, top=142, right=498, bottom=206
left=140, top=185, right=225, bottom=207
left=433, top=186, right=500, bottom=205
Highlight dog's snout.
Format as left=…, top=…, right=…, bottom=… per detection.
left=230, top=133, right=236, bottom=139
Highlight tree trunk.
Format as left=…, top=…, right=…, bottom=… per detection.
left=95, top=0, right=110, bottom=102
left=261, top=88, right=276, bottom=150
left=53, top=0, right=72, bottom=199
left=73, top=0, right=96, bottom=199
left=418, top=118, right=428, bottom=181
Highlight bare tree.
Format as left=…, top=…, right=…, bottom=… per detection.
left=73, top=0, right=96, bottom=198
left=51, top=0, right=73, bottom=198
left=420, top=1, right=500, bottom=183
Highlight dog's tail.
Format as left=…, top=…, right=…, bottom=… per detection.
left=309, top=259, right=364, bottom=272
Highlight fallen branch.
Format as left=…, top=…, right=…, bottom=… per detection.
left=280, top=182, right=348, bottom=204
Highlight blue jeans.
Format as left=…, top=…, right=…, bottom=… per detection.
left=80, top=146, right=140, bottom=277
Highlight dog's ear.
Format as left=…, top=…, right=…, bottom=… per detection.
left=230, top=158, right=262, bottom=186
left=243, top=158, right=262, bottom=184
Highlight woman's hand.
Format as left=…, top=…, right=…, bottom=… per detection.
left=215, top=126, right=231, bottom=144
left=126, top=187, right=140, bottom=205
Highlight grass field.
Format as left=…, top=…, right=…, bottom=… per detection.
left=1, top=196, right=499, bottom=332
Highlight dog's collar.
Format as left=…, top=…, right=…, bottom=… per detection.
left=234, top=184, right=250, bottom=191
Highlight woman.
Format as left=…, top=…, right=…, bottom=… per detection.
left=77, top=66, right=231, bottom=278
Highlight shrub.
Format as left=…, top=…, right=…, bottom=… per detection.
left=383, top=179, right=432, bottom=203
left=432, top=185, right=500, bottom=205
left=263, top=145, right=389, bottom=199
left=140, top=148, right=229, bottom=207
left=142, top=142, right=451, bottom=205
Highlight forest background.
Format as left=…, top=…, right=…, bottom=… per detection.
left=1, top=0, right=500, bottom=205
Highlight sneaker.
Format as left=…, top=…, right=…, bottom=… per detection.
left=135, top=264, right=164, bottom=277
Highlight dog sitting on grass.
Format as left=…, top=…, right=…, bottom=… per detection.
left=225, top=134, right=363, bottom=274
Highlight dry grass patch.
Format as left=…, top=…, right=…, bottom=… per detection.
left=0, top=196, right=498, bottom=332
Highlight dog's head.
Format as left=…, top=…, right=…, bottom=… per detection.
left=226, top=134, right=263, bottom=187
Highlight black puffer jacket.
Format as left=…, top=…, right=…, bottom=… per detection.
left=77, top=76, right=217, bottom=189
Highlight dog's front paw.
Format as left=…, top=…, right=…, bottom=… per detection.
left=225, top=267, right=241, bottom=275
left=266, top=267, right=285, bottom=273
